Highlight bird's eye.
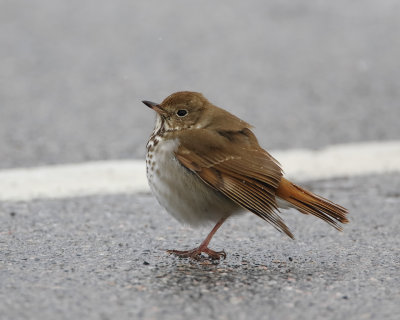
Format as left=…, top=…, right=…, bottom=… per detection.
left=176, top=109, right=188, bottom=117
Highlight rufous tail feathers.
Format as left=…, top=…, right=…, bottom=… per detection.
left=276, top=178, right=349, bottom=230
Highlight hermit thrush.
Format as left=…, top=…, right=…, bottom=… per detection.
left=143, top=91, right=348, bottom=260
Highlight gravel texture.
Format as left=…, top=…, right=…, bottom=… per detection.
left=1, top=174, right=399, bottom=320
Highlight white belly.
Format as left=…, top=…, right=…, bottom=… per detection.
left=146, top=138, right=241, bottom=226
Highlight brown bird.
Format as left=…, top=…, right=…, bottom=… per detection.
left=143, top=91, right=348, bottom=260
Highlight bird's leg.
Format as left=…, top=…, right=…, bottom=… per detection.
left=167, top=217, right=227, bottom=260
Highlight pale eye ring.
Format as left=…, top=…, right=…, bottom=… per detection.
left=176, top=109, right=188, bottom=117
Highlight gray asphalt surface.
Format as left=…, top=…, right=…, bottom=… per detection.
left=0, top=0, right=399, bottom=169
left=1, top=1, right=400, bottom=320
left=1, top=174, right=399, bottom=320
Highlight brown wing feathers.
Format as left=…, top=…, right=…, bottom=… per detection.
left=175, top=128, right=348, bottom=238
left=194, top=162, right=294, bottom=238
left=174, top=129, right=295, bottom=238
left=211, top=171, right=294, bottom=238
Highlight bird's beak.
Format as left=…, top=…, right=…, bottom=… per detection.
left=142, top=100, right=166, bottom=116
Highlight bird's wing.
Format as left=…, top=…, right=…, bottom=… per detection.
left=174, top=128, right=294, bottom=238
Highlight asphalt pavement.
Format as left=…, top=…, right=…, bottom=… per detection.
left=1, top=1, right=400, bottom=320
left=1, top=0, right=400, bottom=169
left=1, top=174, right=399, bottom=320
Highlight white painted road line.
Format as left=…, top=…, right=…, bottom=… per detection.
left=274, top=140, right=400, bottom=181
left=0, top=141, right=399, bottom=202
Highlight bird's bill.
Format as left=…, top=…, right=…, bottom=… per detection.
left=142, top=100, right=167, bottom=116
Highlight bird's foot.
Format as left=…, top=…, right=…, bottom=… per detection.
left=167, top=247, right=227, bottom=261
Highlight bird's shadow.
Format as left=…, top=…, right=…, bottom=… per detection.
left=148, top=253, right=346, bottom=297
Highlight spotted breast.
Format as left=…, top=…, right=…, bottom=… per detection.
left=146, top=115, right=241, bottom=226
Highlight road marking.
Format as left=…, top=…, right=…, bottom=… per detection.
left=0, top=141, right=399, bottom=202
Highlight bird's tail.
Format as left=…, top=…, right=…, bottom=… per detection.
left=276, top=178, right=349, bottom=230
